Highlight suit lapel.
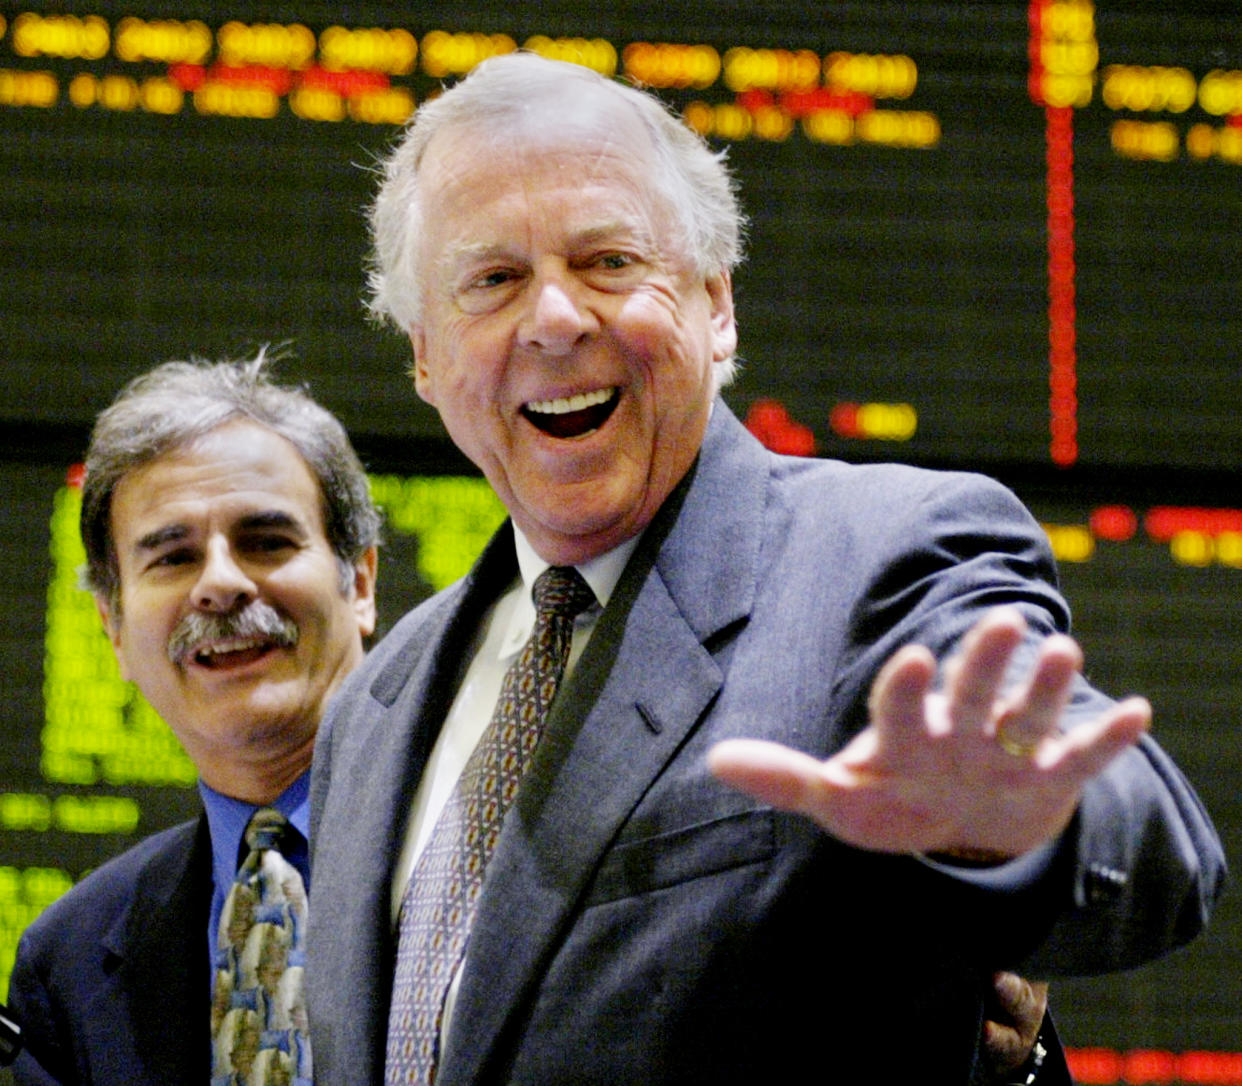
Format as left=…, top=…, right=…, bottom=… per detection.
left=361, top=522, right=523, bottom=869
left=439, top=404, right=770, bottom=1083
left=315, top=525, right=522, bottom=1077
left=89, top=817, right=213, bottom=1085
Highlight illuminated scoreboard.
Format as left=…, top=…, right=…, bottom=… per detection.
left=0, top=1, right=1240, bottom=471
left=0, top=1, right=1240, bottom=1079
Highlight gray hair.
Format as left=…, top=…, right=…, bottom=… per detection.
left=366, top=52, right=746, bottom=385
left=81, top=350, right=381, bottom=608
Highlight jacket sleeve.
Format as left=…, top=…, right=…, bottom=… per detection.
left=7, top=929, right=76, bottom=1086
left=827, top=468, right=1226, bottom=974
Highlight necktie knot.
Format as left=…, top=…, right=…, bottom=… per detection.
left=244, top=806, right=291, bottom=856
left=533, top=565, right=595, bottom=622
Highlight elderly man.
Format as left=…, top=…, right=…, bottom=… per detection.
left=308, top=54, right=1223, bottom=1085
left=8, top=356, right=380, bottom=1085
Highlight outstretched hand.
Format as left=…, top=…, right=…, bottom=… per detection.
left=708, top=607, right=1150, bottom=859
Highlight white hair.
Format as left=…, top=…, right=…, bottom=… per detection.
left=365, top=52, right=746, bottom=387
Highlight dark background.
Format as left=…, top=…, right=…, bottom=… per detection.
left=0, top=0, right=1238, bottom=1065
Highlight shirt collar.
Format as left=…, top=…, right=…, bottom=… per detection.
left=199, top=770, right=311, bottom=889
left=512, top=524, right=638, bottom=611
left=498, top=525, right=639, bottom=660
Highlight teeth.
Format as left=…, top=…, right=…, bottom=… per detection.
left=196, top=637, right=264, bottom=659
left=526, top=388, right=614, bottom=415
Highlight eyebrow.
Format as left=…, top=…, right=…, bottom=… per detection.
left=131, top=511, right=308, bottom=556
left=133, top=524, right=190, bottom=555
left=570, top=222, right=650, bottom=249
left=438, top=220, right=653, bottom=278
left=236, top=510, right=308, bottom=535
left=433, top=241, right=512, bottom=284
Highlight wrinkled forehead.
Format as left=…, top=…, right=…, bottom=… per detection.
left=420, top=80, right=662, bottom=195
left=110, top=422, right=326, bottom=537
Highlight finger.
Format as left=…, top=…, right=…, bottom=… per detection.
left=867, top=643, right=937, bottom=736
left=988, top=970, right=1026, bottom=1019
left=989, top=971, right=1048, bottom=1022
left=945, top=608, right=1026, bottom=732
left=707, top=738, right=832, bottom=813
left=1038, top=695, right=1151, bottom=775
left=993, top=633, right=1083, bottom=753
left=981, top=1017, right=1023, bottom=1059
left=1028, top=980, right=1050, bottom=1016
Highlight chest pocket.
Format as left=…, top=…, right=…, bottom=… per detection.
left=584, top=808, right=776, bottom=905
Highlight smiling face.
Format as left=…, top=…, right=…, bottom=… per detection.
left=408, top=90, right=737, bottom=565
left=100, top=420, right=376, bottom=802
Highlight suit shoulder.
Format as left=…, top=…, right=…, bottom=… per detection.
left=768, top=455, right=1036, bottom=533
left=16, top=819, right=201, bottom=954
left=366, top=587, right=459, bottom=667
left=773, top=454, right=1014, bottom=500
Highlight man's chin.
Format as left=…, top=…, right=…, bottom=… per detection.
left=517, top=504, right=650, bottom=565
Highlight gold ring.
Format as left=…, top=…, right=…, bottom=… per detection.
left=996, top=718, right=1040, bottom=757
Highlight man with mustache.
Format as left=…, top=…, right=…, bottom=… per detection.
left=307, top=54, right=1223, bottom=1085
left=7, top=354, right=380, bottom=1084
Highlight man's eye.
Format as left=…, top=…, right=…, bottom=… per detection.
left=246, top=535, right=297, bottom=554
left=456, top=268, right=524, bottom=314
left=150, top=549, right=194, bottom=569
left=468, top=269, right=517, bottom=291
left=597, top=253, right=633, bottom=270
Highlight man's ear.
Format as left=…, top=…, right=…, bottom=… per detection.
left=408, top=328, right=435, bottom=406
left=706, top=270, right=738, bottom=363
left=95, top=595, right=131, bottom=681
left=351, top=546, right=379, bottom=639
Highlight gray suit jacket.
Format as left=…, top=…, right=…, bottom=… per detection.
left=309, top=404, right=1223, bottom=1084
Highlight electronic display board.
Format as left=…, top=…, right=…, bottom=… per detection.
left=0, top=2, right=1239, bottom=1080
left=0, top=0, right=1240, bottom=472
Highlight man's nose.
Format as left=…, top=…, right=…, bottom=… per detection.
left=518, top=271, right=599, bottom=356
left=191, top=539, right=256, bottom=613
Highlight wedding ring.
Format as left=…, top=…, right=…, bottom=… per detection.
left=996, top=716, right=1041, bottom=757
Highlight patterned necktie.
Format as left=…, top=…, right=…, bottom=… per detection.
left=211, top=807, right=312, bottom=1086
left=385, top=565, right=596, bottom=1084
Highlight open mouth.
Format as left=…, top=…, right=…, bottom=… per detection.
left=168, top=600, right=299, bottom=668
left=191, top=636, right=280, bottom=669
left=521, top=387, right=618, bottom=439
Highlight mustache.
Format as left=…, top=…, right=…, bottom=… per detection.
left=166, top=600, right=299, bottom=665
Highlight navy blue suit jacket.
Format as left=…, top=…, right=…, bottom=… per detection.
left=308, top=403, right=1223, bottom=1084
left=7, top=817, right=211, bottom=1085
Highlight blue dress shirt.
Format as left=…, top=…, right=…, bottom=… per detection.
left=199, top=772, right=311, bottom=975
